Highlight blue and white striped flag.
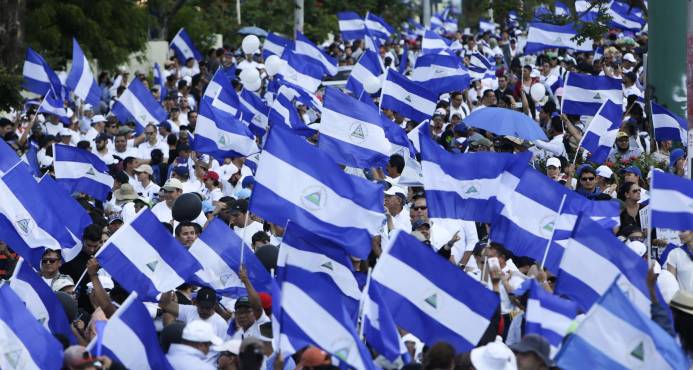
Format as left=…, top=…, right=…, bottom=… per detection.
left=577, top=100, right=623, bottom=164
left=9, top=258, right=76, bottom=343
left=365, top=12, right=395, bottom=40
left=513, top=279, right=577, bottom=355
left=346, top=50, right=384, bottom=99
left=203, top=69, right=252, bottom=120
left=95, top=209, right=202, bottom=300
left=525, top=23, right=594, bottom=54
left=467, top=52, right=496, bottom=82
left=555, top=1, right=570, bottom=16
left=268, top=85, right=314, bottom=137
left=274, top=263, right=377, bottom=370
left=295, top=31, right=338, bottom=76
left=153, top=62, right=167, bottom=103
left=412, top=53, right=471, bottom=95
left=608, top=1, right=646, bottom=31
left=421, top=30, right=451, bottom=54
left=0, top=137, right=20, bottom=175
left=278, top=222, right=361, bottom=319
left=111, top=78, right=168, bottom=132
left=263, top=32, right=292, bottom=59
left=362, top=280, right=408, bottom=362
left=555, top=216, right=651, bottom=313
left=249, top=124, right=385, bottom=259
left=22, top=48, right=65, bottom=99
left=318, top=87, right=390, bottom=168
left=240, top=89, right=270, bottom=137
left=479, top=19, right=495, bottom=32
left=65, top=39, right=102, bottom=106
left=372, top=230, right=499, bottom=352
left=169, top=28, right=202, bottom=64
left=561, top=72, right=622, bottom=117
left=188, top=218, right=275, bottom=297
left=279, top=49, right=324, bottom=93
left=420, top=130, right=531, bottom=223
left=86, top=292, right=174, bottom=370
left=53, top=144, right=114, bottom=201
left=364, top=28, right=382, bottom=53
left=380, top=69, right=437, bottom=123
left=193, top=97, right=259, bottom=160
left=338, top=11, right=365, bottom=41
left=0, top=284, right=64, bottom=370
left=576, top=0, right=598, bottom=21
left=556, top=279, right=690, bottom=370
left=650, top=171, right=693, bottom=231
left=37, top=91, right=70, bottom=124
left=652, top=102, right=687, bottom=143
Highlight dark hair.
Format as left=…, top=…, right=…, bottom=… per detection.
left=488, top=242, right=509, bottom=260
left=77, top=141, right=91, bottom=150
left=123, top=157, right=137, bottom=168
left=83, top=224, right=103, bottom=242
left=175, top=221, right=199, bottom=237
left=161, top=222, right=174, bottom=234
left=672, top=307, right=693, bottom=357
left=618, top=181, right=638, bottom=201
left=423, top=342, right=455, bottom=370
left=388, top=154, right=405, bottom=174
left=251, top=231, right=270, bottom=245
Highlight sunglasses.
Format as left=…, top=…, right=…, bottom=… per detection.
left=412, top=206, right=427, bottom=211
left=580, top=176, right=595, bottom=181
left=42, top=258, right=59, bottom=264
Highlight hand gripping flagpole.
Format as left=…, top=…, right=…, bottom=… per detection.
left=539, top=194, right=568, bottom=270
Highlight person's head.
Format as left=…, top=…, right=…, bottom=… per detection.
left=485, top=242, right=509, bottom=267
left=195, top=287, right=217, bottom=319
left=162, top=178, right=184, bottom=206
left=622, top=166, right=641, bottom=184
left=545, top=157, right=562, bottom=179
left=411, top=194, right=429, bottom=221
left=387, top=154, right=405, bottom=177
left=510, top=334, right=552, bottom=370
left=63, top=345, right=101, bottom=370
left=228, top=199, right=249, bottom=228
left=618, top=181, right=641, bottom=203
left=203, top=170, right=220, bottom=189
left=670, top=290, right=693, bottom=356
left=481, top=89, right=497, bottom=106
left=173, top=165, right=190, bottom=181
left=144, top=124, right=157, bottom=143
left=123, top=156, right=139, bottom=173
left=498, top=75, right=508, bottom=89
left=175, top=221, right=199, bottom=248
left=251, top=231, right=270, bottom=250
left=181, top=320, right=222, bottom=356
left=134, top=164, right=153, bottom=183
left=595, top=165, right=614, bottom=186
left=470, top=336, right=517, bottom=370
left=82, top=224, right=104, bottom=256
left=451, top=91, right=464, bottom=108
left=619, top=224, right=644, bottom=242
left=95, top=134, right=108, bottom=151
left=384, top=186, right=406, bottom=214
left=234, top=296, right=256, bottom=330
left=114, top=133, right=128, bottom=152
left=412, top=219, right=431, bottom=241
left=615, top=131, right=630, bottom=150
left=670, top=148, right=687, bottom=172
left=423, top=342, right=455, bottom=370
left=578, top=166, right=597, bottom=192
left=40, top=249, right=63, bottom=277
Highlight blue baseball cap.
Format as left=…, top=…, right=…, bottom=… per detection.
left=622, top=166, right=642, bottom=178
left=670, top=148, right=685, bottom=168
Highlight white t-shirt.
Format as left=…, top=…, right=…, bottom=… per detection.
left=136, top=181, right=161, bottom=202
left=137, top=140, right=169, bottom=161
left=666, top=248, right=693, bottom=293
left=234, top=221, right=265, bottom=248
left=178, top=304, right=229, bottom=340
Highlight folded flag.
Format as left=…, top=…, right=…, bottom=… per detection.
left=555, top=279, right=689, bottom=370
left=346, top=50, right=384, bottom=99
left=279, top=49, right=324, bottom=93
left=362, top=279, right=408, bottom=362
left=111, top=78, right=168, bottom=132
left=421, top=30, right=452, bottom=54
left=584, top=198, right=621, bottom=230
left=412, top=53, right=471, bottom=95
left=380, top=69, right=437, bottom=123
left=86, top=292, right=174, bottom=370
left=268, top=85, right=314, bottom=137
left=650, top=171, right=693, bottom=231
left=607, top=1, right=646, bottom=32
left=318, top=87, right=390, bottom=168
left=364, top=27, right=382, bottom=53
left=193, top=96, right=259, bottom=160
left=263, top=32, right=293, bottom=59
left=513, top=279, right=577, bottom=355
left=372, top=230, right=499, bottom=352
left=577, top=100, right=623, bottom=164
left=65, top=38, right=102, bottom=107
left=294, top=32, right=338, bottom=76
left=239, top=89, right=270, bottom=138
left=95, top=209, right=202, bottom=300
left=249, top=124, right=385, bottom=259
left=53, top=144, right=114, bottom=201
left=9, top=258, right=76, bottom=343
left=37, top=90, right=70, bottom=124
left=0, top=283, right=64, bottom=370
left=278, top=222, right=361, bottom=319
left=652, top=102, right=688, bottom=143
left=203, top=69, right=252, bottom=121
left=22, top=47, right=65, bottom=99
left=525, top=23, right=594, bottom=54
left=338, top=11, right=366, bottom=41
left=365, top=12, right=395, bottom=40
left=555, top=216, right=650, bottom=313
left=561, top=72, right=622, bottom=117
left=188, top=218, right=274, bottom=297
left=169, top=28, right=202, bottom=64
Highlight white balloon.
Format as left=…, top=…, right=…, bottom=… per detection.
left=239, top=67, right=260, bottom=84
left=363, top=76, right=382, bottom=94
left=265, top=55, right=283, bottom=76
left=530, top=83, right=546, bottom=102
left=244, top=77, right=262, bottom=92
left=242, top=35, right=261, bottom=54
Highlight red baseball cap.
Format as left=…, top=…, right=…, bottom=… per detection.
left=203, top=171, right=220, bottom=181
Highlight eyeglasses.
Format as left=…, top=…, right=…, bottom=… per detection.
left=42, top=258, right=59, bottom=264
left=412, top=206, right=427, bottom=211
left=580, top=176, right=595, bottom=181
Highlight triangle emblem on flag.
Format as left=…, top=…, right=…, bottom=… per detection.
left=350, top=124, right=365, bottom=140
left=404, top=95, right=413, bottom=103
left=425, top=293, right=438, bottom=308
left=465, top=185, right=478, bottom=194
left=146, top=260, right=159, bottom=272
left=4, top=349, right=21, bottom=369
left=593, top=92, right=602, bottom=100
left=334, top=347, right=350, bottom=361
left=542, top=221, right=555, bottom=233
left=630, top=341, right=644, bottom=361
left=37, top=317, right=47, bottom=325
left=16, top=219, right=30, bottom=234
left=218, top=135, right=227, bottom=146
left=139, top=113, right=148, bottom=123
left=434, top=68, right=445, bottom=74
left=555, top=36, right=562, bottom=43
left=321, top=261, right=334, bottom=271
left=86, top=168, right=96, bottom=176
left=305, top=192, right=321, bottom=206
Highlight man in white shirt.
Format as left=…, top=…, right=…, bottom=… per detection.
left=83, top=114, right=106, bottom=143
left=133, top=164, right=160, bottom=201
left=166, top=320, right=221, bottom=370
left=151, top=178, right=184, bottom=223
left=92, top=134, right=115, bottom=165
left=42, top=114, right=63, bottom=136
left=159, top=287, right=228, bottom=340
left=228, top=199, right=264, bottom=247
left=137, top=123, right=169, bottom=163
left=384, top=186, right=411, bottom=234
left=112, top=132, right=138, bottom=162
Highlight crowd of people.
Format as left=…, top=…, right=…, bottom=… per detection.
left=1, top=3, right=692, bottom=370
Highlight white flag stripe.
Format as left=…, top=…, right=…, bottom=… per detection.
left=422, top=161, right=499, bottom=199
left=411, top=65, right=460, bottom=81
left=195, top=115, right=257, bottom=153
left=100, top=315, right=155, bottom=370
left=340, top=19, right=364, bottom=31
left=74, top=56, right=95, bottom=99
left=564, top=85, right=622, bottom=104
left=382, top=78, right=436, bottom=113
left=189, top=240, right=242, bottom=290
left=499, top=191, right=576, bottom=237
left=0, top=320, right=42, bottom=370
left=320, top=109, right=390, bottom=155
left=650, top=188, right=693, bottom=213
left=117, top=87, right=161, bottom=126
left=53, top=161, right=114, bottom=187
left=558, top=238, right=622, bottom=296
left=527, top=27, right=593, bottom=52
left=23, top=62, right=48, bottom=82
left=0, top=178, right=62, bottom=249
left=526, top=299, right=572, bottom=337
left=9, top=271, right=50, bottom=330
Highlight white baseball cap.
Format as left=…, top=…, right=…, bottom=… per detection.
left=91, top=115, right=107, bottom=124
left=212, top=339, right=241, bottom=354
left=546, top=157, right=561, bottom=168
left=626, top=240, right=646, bottom=257
left=623, top=53, right=636, bottom=63
left=596, top=165, right=613, bottom=179
left=470, top=336, right=517, bottom=370
left=384, top=186, right=406, bottom=197
left=182, top=320, right=223, bottom=345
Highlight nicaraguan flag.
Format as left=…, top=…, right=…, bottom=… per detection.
left=274, top=263, right=378, bottom=370
left=188, top=218, right=275, bottom=297
left=555, top=279, right=690, bottom=370
left=22, top=47, right=65, bottom=99
left=53, top=144, right=114, bottom=201
left=153, top=62, right=167, bottom=103
left=555, top=1, right=570, bottom=15
left=608, top=1, right=646, bottom=31
left=380, top=68, right=437, bottom=123
left=318, top=87, right=390, bottom=168
left=479, top=19, right=495, bottom=32
left=363, top=280, right=408, bottom=362
left=652, top=102, right=687, bottom=143
left=193, top=96, right=259, bottom=160
left=555, top=216, right=651, bottom=313
left=0, top=284, right=64, bottom=370
left=421, top=30, right=451, bottom=54
left=372, top=230, right=499, bottom=352
left=240, top=89, right=270, bottom=137
left=577, top=100, right=623, bottom=164
left=249, top=124, right=385, bottom=259
left=86, top=292, right=175, bottom=370
left=365, top=12, right=395, bottom=40
left=65, top=38, right=102, bottom=106
left=268, top=85, right=314, bottom=137
left=111, top=78, right=168, bottom=132
left=0, top=137, right=21, bottom=175
left=96, top=209, right=202, bottom=300
left=9, top=258, right=76, bottom=343
left=364, top=27, right=382, bottom=53
left=338, top=11, right=365, bottom=41
left=650, top=171, right=693, bottom=231
left=169, top=27, right=202, bottom=63
left=525, top=23, right=593, bottom=54
left=576, top=0, right=598, bottom=21
left=279, top=49, right=324, bottom=93
left=203, top=69, right=255, bottom=123
left=37, top=91, right=70, bottom=124
left=513, top=279, right=577, bottom=355
left=467, top=52, right=496, bottom=81
left=561, top=72, right=622, bottom=117
left=274, top=78, right=323, bottom=110
left=278, top=222, right=361, bottom=319
left=412, top=53, right=471, bottom=95
left=263, top=32, right=293, bottom=59
left=294, top=31, right=338, bottom=76
left=346, top=50, right=383, bottom=99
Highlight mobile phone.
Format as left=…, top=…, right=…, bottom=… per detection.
left=514, top=102, right=523, bottom=109
left=488, top=257, right=501, bottom=272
